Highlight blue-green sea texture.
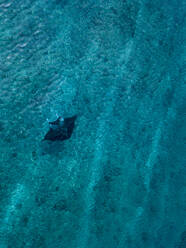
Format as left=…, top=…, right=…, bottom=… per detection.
left=0, top=0, right=185, bottom=248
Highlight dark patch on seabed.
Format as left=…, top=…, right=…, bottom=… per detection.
left=0, top=0, right=185, bottom=248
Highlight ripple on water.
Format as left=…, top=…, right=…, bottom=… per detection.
left=17, top=42, right=28, bottom=48
left=3, top=2, right=12, bottom=8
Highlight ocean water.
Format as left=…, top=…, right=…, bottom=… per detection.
left=0, top=0, right=185, bottom=247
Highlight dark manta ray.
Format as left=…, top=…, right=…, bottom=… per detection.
left=43, top=115, right=77, bottom=141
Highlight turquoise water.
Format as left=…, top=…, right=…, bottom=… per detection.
left=0, top=0, right=185, bottom=247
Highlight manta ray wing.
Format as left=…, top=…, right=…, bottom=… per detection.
left=43, top=115, right=77, bottom=141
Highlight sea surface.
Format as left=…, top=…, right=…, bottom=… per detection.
left=0, top=0, right=185, bottom=247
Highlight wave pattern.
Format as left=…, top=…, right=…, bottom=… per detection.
left=0, top=0, right=185, bottom=248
